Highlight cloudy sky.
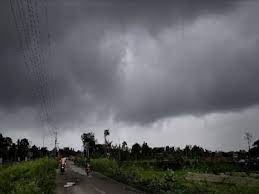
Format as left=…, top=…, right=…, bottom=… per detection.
left=1, top=0, right=259, bottom=151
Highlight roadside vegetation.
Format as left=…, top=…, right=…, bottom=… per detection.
left=0, top=158, right=58, bottom=194
left=74, top=157, right=259, bottom=193
left=73, top=130, right=259, bottom=193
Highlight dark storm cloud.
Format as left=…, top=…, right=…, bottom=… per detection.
left=0, top=0, right=258, bottom=128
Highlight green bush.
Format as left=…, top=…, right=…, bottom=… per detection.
left=91, top=158, right=119, bottom=177
left=193, top=161, right=243, bottom=174
left=74, top=157, right=259, bottom=193
left=88, top=158, right=175, bottom=193
left=0, top=158, right=58, bottom=194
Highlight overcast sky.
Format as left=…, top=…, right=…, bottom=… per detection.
left=1, top=0, right=259, bottom=151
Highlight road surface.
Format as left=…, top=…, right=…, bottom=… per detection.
left=56, top=160, right=144, bottom=194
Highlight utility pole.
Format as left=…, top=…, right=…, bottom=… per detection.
left=54, top=130, right=58, bottom=156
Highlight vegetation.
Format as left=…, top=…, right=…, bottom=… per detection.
left=0, top=133, right=50, bottom=164
left=75, top=130, right=259, bottom=193
left=0, top=158, right=58, bottom=194
left=75, top=157, right=259, bottom=193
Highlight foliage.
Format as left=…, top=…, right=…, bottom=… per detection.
left=81, top=132, right=96, bottom=157
left=131, top=143, right=141, bottom=160
left=86, top=158, right=175, bottom=193
left=0, top=134, right=51, bottom=164
left=0, top=134, right=14, bottom=161
left=76, top=158, right=259, bottom=194
left=193, top=161, right=243, bottom=174
left=91, top=158, right=119, bottom=177
left=17, top=138, right=30, bottom=161
left=0, top=158, right=58, bottom=194
left=253, top=139, right=259, bottom=147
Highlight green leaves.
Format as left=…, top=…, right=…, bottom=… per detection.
left=0, top=158, right=58, bottom=194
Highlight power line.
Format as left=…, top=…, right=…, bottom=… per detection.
left=9, top=0, right=58, bottom=150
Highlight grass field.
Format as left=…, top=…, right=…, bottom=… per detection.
left=0, top=158, right=58, bottom=194
left=75, top=157, right=259, bottom=193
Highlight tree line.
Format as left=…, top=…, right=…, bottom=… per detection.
left=81, top=130, right=259, bottom=163
left=1, top=130, right=259, bottom=164
left=0, top=133, right=49, bottom=163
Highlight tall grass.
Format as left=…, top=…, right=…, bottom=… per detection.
left=75, top=157, right=259, bottom=194
left=0, top=158, right=58, bottom=194
left=88, top=158, right=175, bottom=193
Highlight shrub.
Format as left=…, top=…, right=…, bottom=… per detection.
left=0, top=158, right=58, bottom=194
left=91, top=158, right=119, bottom=177
left=194, top=161, right=243, bottom=174
left=88, top=158, right=175, bottom=193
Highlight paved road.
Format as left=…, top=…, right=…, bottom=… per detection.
left=56, top=160, right=144, bottom=194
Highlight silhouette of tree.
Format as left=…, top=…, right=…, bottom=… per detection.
left=8, top=143, right=17, bottom=161
left=30, top=145, right=40, bottom=159
left=184, top=145, right=192, bottom=158
left=142, top=142, right=151, bottom=159
left=104, top=129, right=110, bottom=144
left=81, top=132, right=96, bottom=158
left=244, top=132, right=253, bottom=152
left=0, top=135, right=13, bottom=161
left=253, top=139, right=259, bottom=147
left=17, top=138, right=29, bottom=161
left=121, top=141, right=130, bottom=161
left=131, top=143, right=141, bottom=160
left=250, top=139, right=259, bottom=157
left=122, top=141, right=128, bottom=151
left=191, top=145, right=204, bottom=160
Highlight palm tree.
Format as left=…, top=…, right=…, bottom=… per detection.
left=122, top=141, right=128, bottom=151
left=104, top=129, right=110, bottom=144
left=104, top=129, right=110, bottom=156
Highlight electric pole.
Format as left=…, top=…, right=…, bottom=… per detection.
left=54, top=130, right=58, bottom=156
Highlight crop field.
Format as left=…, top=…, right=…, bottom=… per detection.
left=75, top=157, right=259, bottom=194
left=0, top=158, right=58, bottom=194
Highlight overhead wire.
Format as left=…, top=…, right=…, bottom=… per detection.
left=9, top=0, right=57, bottom=148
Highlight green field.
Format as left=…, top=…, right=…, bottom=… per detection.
left=75, top=157, right=259, bottom=194
left=0, top=158, right=58, bottom=194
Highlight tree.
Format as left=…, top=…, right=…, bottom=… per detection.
left=184, top=145, right=192, bottom=158
left=191, top=145, right=204, bottom=160
left=95, top=144, right=105, bottom=157
left=244, top=132, right=253, bottom=152
left=253, top=139, right=259, bottom=148
left=9, top=143, right=17, bottom=161
left=131, top=143, right=141, bottom=160
left=104, top=129, right=111, bottom=156
left=30, top=145, right=40, bottom=159
left=122, top=141, right=128, bottom=151
left=0, top=134, right=12, bottom=161
left=250, top=139, right=259, bottom=157
left=142, top=142, right=151, bottom=159
left=104, top=129, right=110, bottom=143
left=17, top=138, right=29, bottom=161
left=1, top=136, right=13, bottom=161
left=121, top=141, right=130, bottom=161
left=81, top=132, right=96, bottom=158
left=40, top=147, right=48, bottom=157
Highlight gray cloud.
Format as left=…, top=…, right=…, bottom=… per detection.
left=1, top=0, right=259, bottom=131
